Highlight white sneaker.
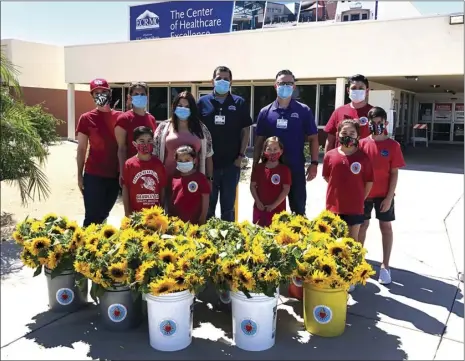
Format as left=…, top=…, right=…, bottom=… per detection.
left=379, top=268, right=392, bottom=285
left=348, top=285, right=355, bottom=292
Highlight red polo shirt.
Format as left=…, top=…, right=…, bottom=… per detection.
left=116, top=110, right=157, bottom=158
left=76, top=109, right=120, bottom=178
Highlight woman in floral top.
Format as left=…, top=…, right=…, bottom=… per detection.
left=153, top=91, right=214, bottom=205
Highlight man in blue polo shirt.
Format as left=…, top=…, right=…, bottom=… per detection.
left=197, top=65, right=252, bottom=221
left=252, top=69, right=319, bottom=216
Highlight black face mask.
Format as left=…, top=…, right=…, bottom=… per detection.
left=369, top=121, right=385, bottom=135
left=339, top=136, right=358, bottom=147
left=94, top=92, right=111, bottom=107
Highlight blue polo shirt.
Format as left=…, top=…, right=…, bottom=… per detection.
left=197, top=93, right=252, bottom=169
left=256, top=99, right=317, bottom=170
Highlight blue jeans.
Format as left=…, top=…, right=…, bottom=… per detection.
left=288, top=166, right=307, bottom=216
left=83, top=173, right=120, bottom=227
left=208, top=164, right=241, bottom=222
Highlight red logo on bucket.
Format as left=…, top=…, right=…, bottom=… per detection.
left=56, top=288, right=75, bottom=306
left=108, top=304, right=127, bottom=323
left=313, top=305, right=332, bottom=324
left=160, top=320, right=177, bottom=336
left=240, top=319, right=258, bottom=336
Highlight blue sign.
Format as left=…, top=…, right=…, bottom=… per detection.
left=130, top=1, right=235, bottom=40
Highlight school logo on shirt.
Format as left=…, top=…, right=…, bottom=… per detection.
left=228, top=105, right=236, bottom=111
left=381, top=149, right=389, bottom=157
left=271, top=174, right=281, bottom=185
left=291, top=112, right=299, bottom=118
left=188, top=181, right=198, bottom=193
left=350, top=162, right=362, bottom=174
left=359, top=117, right=368, bottom=126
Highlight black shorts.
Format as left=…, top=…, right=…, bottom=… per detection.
left=338, top=214, right=365, bottom=226
left=364, top=198, right=395, bottom=222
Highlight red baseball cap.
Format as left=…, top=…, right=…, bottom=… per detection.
left=90, top=78, right=110, bottom=93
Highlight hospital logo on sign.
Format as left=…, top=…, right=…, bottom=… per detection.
left=160, top=320, right=177, bottom=336
left=136, top=10, right=160, bottom=31
left=108, top=304, right=128, bottom=323
left=350, top=162, right=362, bottom=175
left=240, top=319, right=258, bottom=336
left=188, top=181, right=198, bottom=193
left=271, top=174, right=281, bottom=185
left=381, top=149, right=389, bottom=157
left=359, top=117, right=368, bottom=126
left=56, top=288, right=75, bottom=306
left=313, top=305, right=333, bottom=324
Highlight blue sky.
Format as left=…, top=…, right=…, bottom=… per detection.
left=1, top=1, right=463, bottom=45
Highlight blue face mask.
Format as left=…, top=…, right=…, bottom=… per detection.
left=177, top=161, right=194, bottom=173
left=214, top=79, right=230, bottom=95
left=277, top=85, right=294, bottom=99
left=131, top=95, right=147, bottom=109
left=174, top=106, right=191, bottom=120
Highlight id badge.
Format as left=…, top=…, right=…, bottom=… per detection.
left=214, top=115, right=226, bottom=125
left=276, top=117, right=288, bottom=129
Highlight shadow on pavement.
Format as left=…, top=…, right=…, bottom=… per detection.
left=0, top=239, right=23, bottom=278
left=349, top=261, right=462, bottom=336
left=401, top=145, right=464, bottom=175
left=22, top=284, right=408, bottom=360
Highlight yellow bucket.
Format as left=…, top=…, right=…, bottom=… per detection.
left=303, top=284, right=347, bottom=337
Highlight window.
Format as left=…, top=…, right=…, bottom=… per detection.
left=253, top=85, right=276, bottom=121
left=361, top=13, right=368, bottom=20
left=342, top=15, right=349, bottom=22
left=123, top=87, right=130, bottom=111
left=232, top=86, right=251, bottom=116
left=110, top=87, right=123, bottom=111
left=148, top=87, right=168, bottom=121
left=294, top=85, right=317, bottom=115
left=318, top=85, right=336, bottom=126
left=350, top=13, right=360, bottom=21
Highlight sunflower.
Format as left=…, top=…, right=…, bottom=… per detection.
left=199, top=249, right=216, bottom=264
left=264, top=269, right=280, bottom=282
left=275, top=227, right=300, bottom=245
left=257, top=268, right=267, bottom=281
left=93, top=270, right=104, bottom=285
left=326, top=242, right=346, bottom=258
left=107, top=261, right=128, bottom=283
left=20, top=249, right=37, bottom=269
left=271, top=211, right=292, bottom=226
left=185, top=273, right=204, bottom=288
left=47, top=248, right=64, bottom=269
left=84, top=223, right=99, bottom=235
left=251, top=244, right=266, bottom=264
left=352, top=263, right=375, bottom=285
left=317, top=256, right=337, bottom=277
left=120, top=229, right=143, bottom=244
left=172, top=270, right=187, bottom=290
left=29, top=237, right=51, bottom=256
left=74, top=261, right=91, bottom=277
left=186, top=225, right=201, bottom=238
left=234, top=265, right=255, bottom=291
left=141, top=208, right=169, bottom=233
left=149, top=277, right=177, bottom=296
left=135, top=260, right=156, bottom=283
left=120, top=216, right=131, bottom=230
left=331, top=217, right=349, bottom=238
left=142, top=236, right=158, bottom=253
left=66, top=220, right=79, bottom=233
left=86, top=234, right=99, bottom=247
left=221, top=260, right=236, bottom=275
left=303, top=247, right=325, bottom=263
left=318, top=210, right=337, bottom=223
left=309, top=270, right=330, bottom=287
left=101, top=225, right=118, bottom=239
left=12, top=231, right=24, bottom=245
left=30, top=221, right=45, bottom=234
left=50, top=226, right=64, bottom=235
left=296, top=261, right=310, bottom=277
left=177, top=257, right=190, bottom=272
left=85, top=242, right=99, bottom=253
left=313, top=220, right=332, bottom=235
left=42, top=213, right=58, bottom=223
left=159, top=248, right=177, bottom=264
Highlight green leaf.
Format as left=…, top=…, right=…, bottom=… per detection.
left=220, top=230, right=228, bottom=239
left=243, top=290, right=252, bottom=299
left=33, top=265, right=42, bottom=277
left=291, top=247, right=302, bottom=259
left=208, top=229, right=219, bottom=239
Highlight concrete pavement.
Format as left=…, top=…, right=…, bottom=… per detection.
left=1, top=146, right=463, bottom=360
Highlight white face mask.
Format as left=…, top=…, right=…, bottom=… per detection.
left=349, top=89, right=366, bottom=103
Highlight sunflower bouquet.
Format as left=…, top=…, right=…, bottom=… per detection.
left=134, top=233, right=217, bottom=297
left=74, top=224, right=143, bottom=301
left=12, top=213, right=85, bottom=277
left=120, top=206, right=170, bottom=235
left=204, top=218, right=301, bottom=298
left=274, top=210, right=375, bottom=290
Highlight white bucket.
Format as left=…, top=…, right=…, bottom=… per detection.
left=231, top=290, right=279, bottom=351
left=145, top=290, right=195, bottom=352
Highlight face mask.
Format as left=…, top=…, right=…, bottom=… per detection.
left=94, top=92, right=111, bottom=107
left=339, top=136, right=358, bottom=148
left=135, top=143, right=153, bottom=154
left=131, top=95, right=147, bottom=109
left=369, top=121, right=385, bottom=135
left=214, top=80, right=230, bottom=95
left=264, top=151, right=282, bottom=162
left=349, top=90, right=366, bottom=104
left=177, top=161, right=194, bottom=173
left=175, top=107, right=191, bottom=120
left=276, top=85, right=293, bottom=99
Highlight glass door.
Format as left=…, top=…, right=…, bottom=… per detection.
left=432, top=103, right=453, bottom=142
left=452, top=103, right=464, bottom=142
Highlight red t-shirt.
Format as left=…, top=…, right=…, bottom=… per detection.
left=323, top=149, right=374, bottom=215
left=359, top=137, right=406, bottom=198
left=76, top=109, right=121, bottom=178
left=171, top=172, right=211, bottom=224
left=251, top=163, right=292, bottom=212
left=116, top=111, right=157, bottom=158
left=324, top=103, right=373, bottom=146
left=123, top=156, right=167, bottom=213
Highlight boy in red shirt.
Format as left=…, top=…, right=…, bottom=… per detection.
left=250, top=136, right=291, bottom=227
left=359, top=106, right=406, bottom=285
left=122, top=126, right=167, bottom=216
left=170, top=145, right=211, bottom=225
left=323, top=119, right=374, bottom=241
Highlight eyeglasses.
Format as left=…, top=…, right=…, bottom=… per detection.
left=132, top=92, right=146, bottom=96
left=215, top=77, right=230, bottom=81
left=276, top=82, right=294, bottom=86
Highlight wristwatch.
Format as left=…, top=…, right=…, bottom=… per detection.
left=207, top=176, right=214, bottom=181
left=310, top=161, right=319, bottom=166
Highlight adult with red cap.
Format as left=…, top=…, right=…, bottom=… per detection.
left=76, top=78, right=121, bottom=227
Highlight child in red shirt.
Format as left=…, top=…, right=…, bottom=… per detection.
left=250, top=136, right=291, bottom=227
left=323, top=119, right=374, bottom=241
left=122, top=126, right=167, bottom=216
left=170, top=145, right=211, bottom=225
left=359, top=106, right=406, bottom=285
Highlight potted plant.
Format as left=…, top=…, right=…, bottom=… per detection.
left=13, top=213, right=88, bottom=312
left=134, top=228, right=216, bottom=352
left=290, top=210, right=375, bottom=337
left=74, top=224, right=143, bottom=331
left=204, top=218, right=301, bottom=352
